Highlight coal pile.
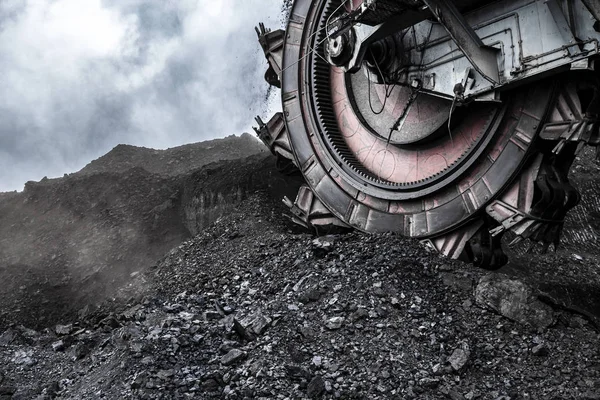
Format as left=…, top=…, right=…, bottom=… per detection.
left=0, top=131, right=599, bottom=400
left=1, top=193, right=598, bottom=400
left=0, top=135, right=280, bottom=331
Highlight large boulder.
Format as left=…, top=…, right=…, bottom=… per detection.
left=474, top=274, right=554, bottom=329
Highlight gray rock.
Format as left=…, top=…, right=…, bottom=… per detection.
left=0, top=329, right=16, bottom=345
left=156, top=369, right=175, bottom=380
left=241, top=310, right=272, bottom=335
left=312, top=356, right=322, bottom=367
left=299, top=288, right=322, bottom=304
left=141, top=356, right=153, bottom=365
left=448, top=343, right=470, bottom=371
left=11, top=350, right=35, bottom=367
left=441, top=272, right=474, bottom=292
left=221, top=349, right=246, bottom=366
left=307, top=375, right=325, bottom=398
left=72, top=342, right=91, bottom=359
left=299, top=326, right=316, bottom=338
left=201, top=378, right=220, bottom=390
left=325, top=317, right=344, bottom=330
left=223, top=315, right=249, bottom=339
left=51, top=340, right=65, bottom=352
left=474, top=274, right=554, bottom=329
left=192, top=334, right=203, bottom=343
left=312, top=237, right=334, bottom=252
left=18, top=326, right=39, bottom=340
left=55, top=324, right=73, bottom=336
left=351, top=308, right=369, bottom=322
left=251, top=313, right=272, bottom=335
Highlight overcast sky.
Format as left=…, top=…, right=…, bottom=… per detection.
left=0, top=0, right=285, bottom=192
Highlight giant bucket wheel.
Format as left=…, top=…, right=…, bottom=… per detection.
left=256, top=0, right=600, bottom=268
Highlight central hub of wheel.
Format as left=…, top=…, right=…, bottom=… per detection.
left=346, top=72, right=453, bottom=145
left=325, top=27, right=356, bottom=67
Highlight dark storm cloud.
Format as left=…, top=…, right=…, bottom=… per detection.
left=0, top=0, right=284, bottom=191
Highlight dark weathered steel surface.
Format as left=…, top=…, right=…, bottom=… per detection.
left=421, top=0, right=500, bottom=84
left=258, top=0, right=600, bottom=267
left=256, top=23, right=285, bottom=88
left=254, top=113, right=299, bottom=175
left=582, top=0, right=600, bottom=25
left=283, top=184, right=350, bottom=233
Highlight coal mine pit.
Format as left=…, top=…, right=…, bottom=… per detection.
left=0, top=134, right=598, bottom=400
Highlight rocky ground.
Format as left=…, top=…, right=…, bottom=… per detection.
left=0, top=129, right=598, bottom=399
left=0, top=134, right=296, bottom=331
left=0, top=188, right=599, bottom=400
left=2, top=2, right=598, bottom=398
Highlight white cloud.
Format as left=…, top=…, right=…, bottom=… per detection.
left=0, top=0, right=284, bottom=191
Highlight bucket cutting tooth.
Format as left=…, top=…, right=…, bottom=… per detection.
left=487, top=77, right=600, bottom=252
left=254, top=113, right=298, bottom=175
left=283, top=185, right=350, bottom=235
left=256, top=23, right=285, bottom=88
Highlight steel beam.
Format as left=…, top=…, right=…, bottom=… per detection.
left=546, top=0, right=578, bottom=56
left=421, top=0, right=500, bottom=84
left=582, top=0, right=600, bottom=23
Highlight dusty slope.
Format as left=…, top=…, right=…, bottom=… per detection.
left=0, top=193, right=598, bottom=400
left=0, top=135, right=284, bottom=331
left=0, top=167, right=187, bottom=329
left=0, top=134, right=598, bottom=400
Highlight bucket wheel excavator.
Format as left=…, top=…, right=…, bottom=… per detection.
left=255, top=0, right=600, bottom=269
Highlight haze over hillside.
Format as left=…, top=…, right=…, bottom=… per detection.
left=0, top=134, right=303, bottom=329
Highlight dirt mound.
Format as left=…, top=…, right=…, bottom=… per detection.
left=0, top=193, right=598, bottom=400
left=0, top=135, right=288, bottom=331
left=0, top=167, right=186, bottom=330
left=0, top=134, right=599, bottom=399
